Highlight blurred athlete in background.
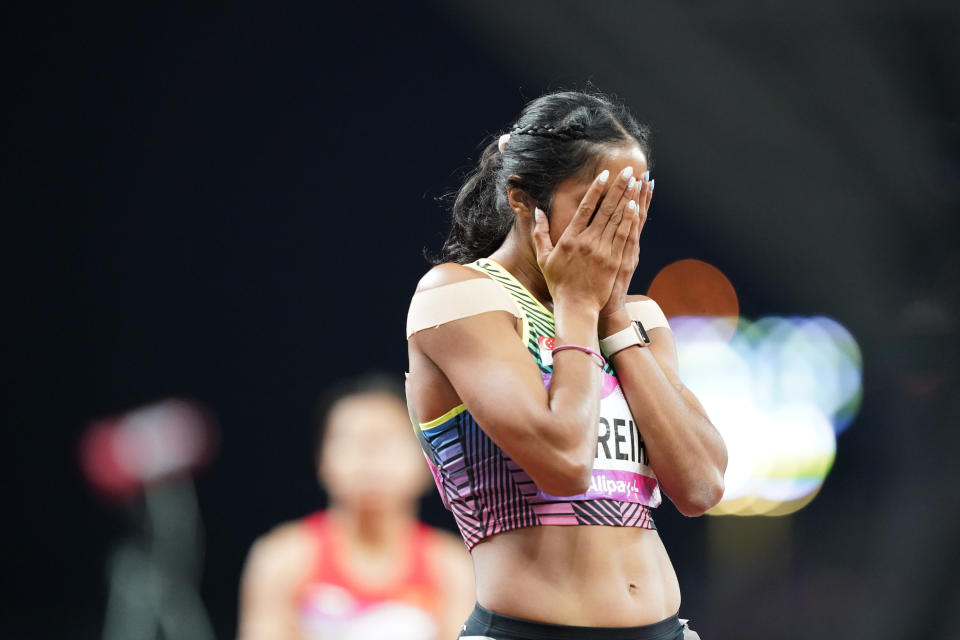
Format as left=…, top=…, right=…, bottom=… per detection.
left=238, top=374, right=474, bottom=640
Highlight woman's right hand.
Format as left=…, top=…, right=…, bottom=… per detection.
left=532, top=166, right=640, bottom=312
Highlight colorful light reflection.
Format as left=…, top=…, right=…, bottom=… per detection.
left=670, top=315, right=862, bottom=516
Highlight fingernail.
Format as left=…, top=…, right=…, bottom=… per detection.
left=597, top=169, right=610, bottom=184
left=626, top=176, right=636, bottom=190
left=627, top=200, right=637, bottom=211
left=534, top=207, right=544, bottom=220
left=643, top=171, right=650, bottom=181
left=620, top=166, right=634, bottom=179
left=649, top=179, right=655, bottom=192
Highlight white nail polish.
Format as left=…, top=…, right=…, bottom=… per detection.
left=627, top=200, right=637, bottom=211
left=627, top=176, right=636, bottom=190
left=598, top=170, right=610, bottom=184
left=620, top=166, right=634, bottom=179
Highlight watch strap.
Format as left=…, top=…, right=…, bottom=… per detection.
left=599, top=321, right=650, bottom=357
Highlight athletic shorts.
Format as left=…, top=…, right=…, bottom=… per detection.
left=458, top=603, right=701, bottom=640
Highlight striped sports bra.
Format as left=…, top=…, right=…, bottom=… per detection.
left=414, top=258, right=660, bottom=550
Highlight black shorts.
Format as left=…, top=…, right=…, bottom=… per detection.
left=458, top=603, right=698, bottom=640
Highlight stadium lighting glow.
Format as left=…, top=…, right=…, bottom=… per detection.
left=670, top=315, right=861, bottom=517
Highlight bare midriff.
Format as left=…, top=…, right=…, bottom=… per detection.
left=471, top=525, right=680, bottom=627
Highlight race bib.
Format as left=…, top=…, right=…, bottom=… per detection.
left=538, top=369, right=661, bottom=507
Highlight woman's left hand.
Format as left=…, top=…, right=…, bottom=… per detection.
left=598, top=175, right=652, bottom=335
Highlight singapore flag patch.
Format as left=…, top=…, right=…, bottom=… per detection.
left=537, top=335, right=555, bottom=366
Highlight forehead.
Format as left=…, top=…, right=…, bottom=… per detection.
left=327, top=394, right=407, bottom=433
left=557, top=144, right=649, bottom=195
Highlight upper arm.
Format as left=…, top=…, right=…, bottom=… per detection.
left=407, top=264, right=520, bottom=338
left=237, top=524, right=311, bottom=640
left=625, top=294, right=679, bottom=377
left=406, top=264, right=560, bottom=472
left=625, top=294, right=710, bottom=419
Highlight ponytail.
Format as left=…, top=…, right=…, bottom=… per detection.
left=434, top=140, right=513, bottom=265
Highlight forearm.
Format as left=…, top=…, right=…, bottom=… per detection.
left=550, top=299, right=602, bottom=420
left=607, top=336, right=727, bottom=514
left=537, top=300, right=602, bottom=491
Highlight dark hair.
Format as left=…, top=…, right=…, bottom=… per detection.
left=313, top=372, right=406, bottom=458
left=434, top=90, right=651, bottom=264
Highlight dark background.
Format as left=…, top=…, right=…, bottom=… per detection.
left=4, top=2, right=958, bottom=639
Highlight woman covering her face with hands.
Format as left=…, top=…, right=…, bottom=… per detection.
left=406, top=90, right=726, bottom=640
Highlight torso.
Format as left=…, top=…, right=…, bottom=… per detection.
left=296, top=511, right=443, bottom=639
left=472, top=525, right=680, bottom=626
left=407, top=259, right=681, bottom=627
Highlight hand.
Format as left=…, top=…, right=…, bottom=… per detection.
left=533, top=166, right=640, bottom=312
left=598, top=175, right=652, bottom=334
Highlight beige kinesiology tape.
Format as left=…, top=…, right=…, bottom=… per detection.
left=625, top=299, right=670, bottom=331
left=406, top=278, right=521, bottom=338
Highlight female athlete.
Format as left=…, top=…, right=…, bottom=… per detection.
left=238, top=375, right=474, bottom=639
left=405, top=90, right=727, bottom=639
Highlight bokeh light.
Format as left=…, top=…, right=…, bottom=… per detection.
left=648, top=258, right=740, bottom=342
left=79, top=399, right=217, bottom=501
left=670, top=314, right=861, bottom=517
left=647, top=258, right=862, bottom=516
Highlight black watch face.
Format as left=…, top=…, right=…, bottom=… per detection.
left=634, top=321, right=651, bottom=344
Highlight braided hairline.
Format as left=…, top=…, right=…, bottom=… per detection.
left=510, top=121, right=586, bottom=142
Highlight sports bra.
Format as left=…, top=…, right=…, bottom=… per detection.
left=297, top=511, right=442, bottom=639
left=412, top=258, right=661, bottom=550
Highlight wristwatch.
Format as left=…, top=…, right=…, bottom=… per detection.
left=599, top=321, right=651, bottom=358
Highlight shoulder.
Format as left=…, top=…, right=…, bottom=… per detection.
left=238, top=518, right=318, bottom=634
left=243, top=519, right=315, bottom=582
left=415, top=262, right=489, bottom=293
left=407, top=263, right=519, bottom=339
